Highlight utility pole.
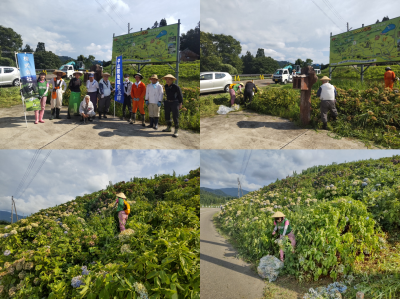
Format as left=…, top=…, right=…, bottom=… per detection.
left=347, top=22, right=352, bottom=32
left=237, top=178, right=243, bottom=199
left=128, top=23, right=133, bottom=34
left=11, top=196, right=18, bottom=224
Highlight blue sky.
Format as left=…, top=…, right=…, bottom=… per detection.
left=201, top=0, right=400, bottom=64
left=0, top=150, right=200, bottom=215
left=1, top=0, right=199, bottom=61
left=201, top=150, right=400, bottom=191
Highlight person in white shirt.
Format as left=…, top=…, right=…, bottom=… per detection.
left=145, top=74, right=164, bottom=129
left=98, top=73, right=114, bottom=119
left=122, top=74, right=132, bottom=121
left=316, top=76, right=338, bottom=130
left=79, top=95, right=95, bottom=122
left=48, top=70, right=67, bottom=120
left=86, top=73, right=99, bottom=118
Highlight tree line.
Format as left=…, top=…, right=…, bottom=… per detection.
left=201, top=32, right=326, bottom=74
left=200, top=189, right=236, bottom=206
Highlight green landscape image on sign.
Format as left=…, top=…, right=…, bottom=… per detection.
left=112, top=24, right=179, bottom=64
left=330, top=16, right=400, bottom=66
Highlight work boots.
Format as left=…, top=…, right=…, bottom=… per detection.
left=173, top=126, right=179, bottom=138
left=147, top=117, right=154, bottom=128
left=153, top=117, right=159, bottom=130
left=129, top=113, right=136, bottom=124
left=141, top=114, right=145, bottom=127
left=322, top=122, right=328, bottom=130
left=103, top=112, right=107, bottom=119
left=49, top=108, right=55, bottom=120
left=39, top=110, right=45, bottom=123
left=162, top=122, right=172, bottom=132
left=55, top=108, right=61, bottom=119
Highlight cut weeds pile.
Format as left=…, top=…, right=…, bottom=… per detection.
left=0, top=169, right=200, bottom=299
left=216, top=157, right=400, bottom=298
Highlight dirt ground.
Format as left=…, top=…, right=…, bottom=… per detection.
left=200, top=110, right=370, bottom=149
left=0, top=104, right=199, bottom=149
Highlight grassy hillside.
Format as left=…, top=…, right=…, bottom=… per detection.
left=200, top=189, right=236, bottom=207
left=0, top=169, right=200, bottom=299
left=199, top=187, right=229, bottom=197
left=320, top=65, right=400, bottom=80
left=216, top=157, right=400, bottom=298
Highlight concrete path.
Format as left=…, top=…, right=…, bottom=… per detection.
left=200, top=110, right=370, bottom=149
left=0, top=105, right=199, bottom=149
left=200, top=208, right=265, bottom=299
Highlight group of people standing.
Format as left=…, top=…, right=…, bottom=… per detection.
left=33, top=70, right=183, bottom=137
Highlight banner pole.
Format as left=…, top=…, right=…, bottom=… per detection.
left=15, top=52, right=28, bottom=128
left=114, top=56, right=116, bottom=118
left=175, top=20, right=181, bottom=85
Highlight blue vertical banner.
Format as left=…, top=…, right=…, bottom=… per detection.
left=114, top=55, right=123, bottom=104
left=16, top=53, right=40, bottom=111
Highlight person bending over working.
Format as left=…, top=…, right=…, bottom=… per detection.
left=272, top=211, right=296, bottom=262
left=244, top=81, right=258, bottom=106
left=316, top=76, right=338, bottom=130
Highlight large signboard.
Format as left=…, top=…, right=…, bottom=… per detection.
left=112, top=24, right=179, bottom=64
left=330, top=16, right=400, bottom=66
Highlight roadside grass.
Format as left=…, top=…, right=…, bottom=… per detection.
left=0, top=86, right=22, bottom=108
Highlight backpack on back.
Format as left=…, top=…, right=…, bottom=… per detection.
left=123, top=200, right=130, bottom=215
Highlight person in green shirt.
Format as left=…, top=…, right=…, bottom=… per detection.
left=114, top=192, right=128, bottom=232
left=36, top=72, right=49, bottom=124
left=229, top=83, right=243, bottom=106
left=272, top=211, right=296, bottom=262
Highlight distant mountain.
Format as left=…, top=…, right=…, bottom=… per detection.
left=200, top=187, right=229, bottom=197
left=58, top=56, right=74, bottom=64
left=0, top=211, right=27, bottom=223
left=277, top=61, right=293, bottom=68
left=219, top=188, right=249, bottom=197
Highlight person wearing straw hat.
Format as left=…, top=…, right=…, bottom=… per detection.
left=272, top=211, right=296, bottom=262
left=130, top=73, right=147, bottom=126
left=86, top=73, right=99, bottom=117
left=98, top=72, right=114, bottom=119
left=162, top=74, right=183, bottom=137
left=122, top=74, right=133, bottom=121
left=67, top=71, right=83, bottom=119
left=316, top=76, right=338, bottom=130
left=145, top=74, right=164, bottom=129
left=113, top=192, right=129, bottom=232
left=384, top=67, right=396, bottom=90
left=35, top=72, right=49, bottom=124
left=79, top=95, right=95, bottom=123
left=48, top=70, right=67, bottom=120
left=229, top=83, right=243, bottom=106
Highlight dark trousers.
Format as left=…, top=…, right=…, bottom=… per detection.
left=98, top=95, right=111, bottom=114
left=164, top=101, right=180, bottom=128
left=123, top=94, right=132, bottom=115
left=244, top=91, right=253, bottom=104
left=88, top=92, right=98, bottom=112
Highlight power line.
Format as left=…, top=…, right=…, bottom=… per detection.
left=19, top=150, right=52, bottom=197
left=311, top=0, right=344, bottom=31
left=105, top=0, right=125, bottom=25
left=95, top=0, right=125, bottom=32
left=323, top=0, right=345, bottom=22
left=14, top=150, right=41, bottom=197
left=240, top=150, right=252, bottom=182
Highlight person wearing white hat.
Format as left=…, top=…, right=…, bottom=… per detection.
left=98, top=72, right=114, bottom=119
left=122, top=74, right=133, bottom=121
left=49, top=70, right=67, bottom=120
left=130, top=73, right=146, bottom=126
left=272, top=211, right=296, bottom=262
left=145, top=74, right=163, bottom=129
left=316, top=76, right=338, bottom=130
left=67, top=71, right=83, bottom=119
left=162, top=74, right=183, bottom=137
left=86, top=73, right=99, bottom=117
left=79, top=95, right=95, bottom=122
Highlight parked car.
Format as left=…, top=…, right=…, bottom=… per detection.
left=200, top=72, right=232, bottom=93
left=272, top=68, right=292, bottom=84
left=0, top=66, right=20, bottom=86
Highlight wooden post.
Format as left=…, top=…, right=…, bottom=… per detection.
left=361, top=65, right=364, bottom=83
left=293, top=66, right=317, bottom=126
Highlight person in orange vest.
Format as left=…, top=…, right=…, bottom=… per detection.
left=130, top=73, right=147, bottom=126
left=384, top=67, right=396, bottom=90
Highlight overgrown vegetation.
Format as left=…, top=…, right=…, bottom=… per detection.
left=216, top=157, right=400, bottom=298
left=0, top=169, right=200, bottom=298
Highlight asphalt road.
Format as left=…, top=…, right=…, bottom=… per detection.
left=200, top=208, right=266, bottom=299
left=200, top=110, right=370, bottom=149
left=0, top=104, right=199, bottom=149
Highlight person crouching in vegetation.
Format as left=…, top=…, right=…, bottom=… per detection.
left=114, top=192, right=129, bottom=232
left=229, top=83, right=243, bottom=107
left=244, top=81, right=258, bottom=106
left=36, top=72, right=48, bottom=124
left=272, top=211, right=296, bottom=262
left=316, top=76, right=338, bottom=130
left=79, top=95, right=95, bottom=122
left=145, top=74, right=164, bottom=130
